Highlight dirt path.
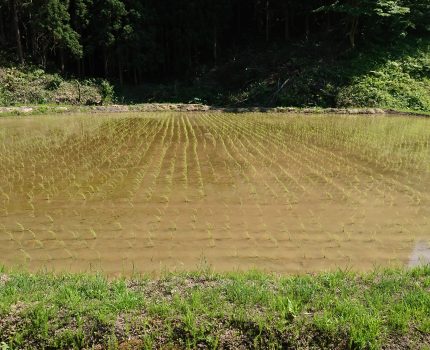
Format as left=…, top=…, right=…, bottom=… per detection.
left=1, top=103, right=429, bottom=117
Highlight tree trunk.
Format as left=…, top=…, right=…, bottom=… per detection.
left=213, top=23, right=217, bottom=66
left=236, top=1, right=241, bottom=45
left=325, top=12, right=331, bottom=36
left=187, top=39, right=192, bottom=71
left=118, top=52, right=123, bottom=86
left=305, top=14, right=310, bottom=41
left=11, top=0, right=24, bottom=64
left=162, top=26, right=167, bottom=76
left=60, top=49, right=65, bottom=74
left=41, top=54, right=47, bottom=69
left=77, top=59, right=81, bottom=78
left=265, top=0, right=270, bottom=42
left=82, top=57, right=87, bottom=77
left=0, top=9, right=6, bottom=46
left=104, top=49, right=109, bottom=78
left=133, top=67, right=138, bottom=85
left=90, top=54, right=95, bottom=76
left=349, top=16, right=359, bottom=48
left=284, top=7, right=290, bottom=41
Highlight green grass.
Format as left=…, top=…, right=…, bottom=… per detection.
left=0, top=267, right=429, bottom=349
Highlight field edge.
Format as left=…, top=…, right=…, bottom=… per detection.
left=1, top=266, right=429, bottom=349
left=1, top=104, right=430, bottom=118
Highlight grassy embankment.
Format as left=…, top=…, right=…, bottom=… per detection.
left=0, top=267, right=429, bottom=349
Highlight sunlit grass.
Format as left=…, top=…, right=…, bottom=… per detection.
left=0, top=267, right=429, bottom=349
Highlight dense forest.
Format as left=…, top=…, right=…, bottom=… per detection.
left=0, top=0, right=428, bottom=82
left=0, top=0, right=429, bottom=108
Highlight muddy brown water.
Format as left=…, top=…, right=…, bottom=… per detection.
left=0, top=112, right=429, bottom=275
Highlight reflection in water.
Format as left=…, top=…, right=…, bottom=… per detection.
left=409, top=241, right=430, bottom=267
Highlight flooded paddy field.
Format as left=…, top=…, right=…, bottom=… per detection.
left=0, top=112, right=429, bottom=275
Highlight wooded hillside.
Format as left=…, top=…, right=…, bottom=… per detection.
left=1, top=0, right=429, bottom=85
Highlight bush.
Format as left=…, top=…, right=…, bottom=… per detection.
left=98, top=79, right=115, bottom=104
left=336, top=59, right=430, bottom=111
left=0, top=67, right=116, bottom=106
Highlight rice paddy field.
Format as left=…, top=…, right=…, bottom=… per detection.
left=0, top=112, right=429, bottom=275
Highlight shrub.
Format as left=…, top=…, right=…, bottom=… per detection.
left=98, top=79, right=115, bottom=104
left=0, top=67, right=116, bottom=106
left=336, top=59, right=430, bottom=111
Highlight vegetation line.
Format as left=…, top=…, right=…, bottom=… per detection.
left=0, top=267, right=429, bottom=349
left=1, top=104, right=430, bottom=118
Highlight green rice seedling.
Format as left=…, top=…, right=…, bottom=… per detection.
left=268, top=233, right=279, bottom=248
left=47, top=230, right=57, bottom=240
left=146, top=231, right=154, bottom=247
left=89, top=229, right=97, bottom=240
left=16, top=222, right=25, bottom=232
left=2, top=192, right=10, bottom=203
left=34, top=239, right=44, bottom=248
left=19, top=248, right=32, bottom=261
left=28, top=229, right=36, bottom=239
left=28, top=202, right=35, bottom=217
left=244, top=230, right=252, bottom=240
left=160, top=195, right=169, bottom=203
left=325, top=191, right=333, bottom=200
left=0, top=112, right=429, bottom=275
left=191, top=214, right=197, bottom=223
left=6, top=230, right=14, bottom=241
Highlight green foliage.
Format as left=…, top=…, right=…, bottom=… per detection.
left=29, top=0, right=82, bottom=64
left=0, top=0, right=429, bottom=108
left=320, top=0, right=411, bottom=18
left=336, top=40, right=430, bottom=110
left=336, top=62, right=430, bottom=110
left=0, top=268, right=429, bottom=349
left=0, top=67, right=114, bottom=106
left=98, top=79, right=115, bottom=104
left=2, top=0, right=430, bottom=82
left=185, top=38, right=430, bottom=111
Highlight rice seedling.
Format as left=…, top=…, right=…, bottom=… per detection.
left=0, top=112, right=427, bottom=274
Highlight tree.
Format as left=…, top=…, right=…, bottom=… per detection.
left=0, top=0, right=6, bottom=46
left=30, top=0, right=82, bottom=68
left=0, top=0, right=427, bottom=85
left=318, top=0, right=410, bottom=48
left=405, top=0, right=430, bottom=34
left=86, top=0, right=126, bottom=77
left=11, top=0, right=24, bottom=63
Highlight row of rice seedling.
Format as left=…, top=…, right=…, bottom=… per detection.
left=0, top=112, right=428, bottom=273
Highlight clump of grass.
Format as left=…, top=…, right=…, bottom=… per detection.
left=0, top=267, right=429, bottom=350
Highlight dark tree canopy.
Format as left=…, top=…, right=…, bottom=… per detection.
left=0, top=0, right=428, bottom=84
